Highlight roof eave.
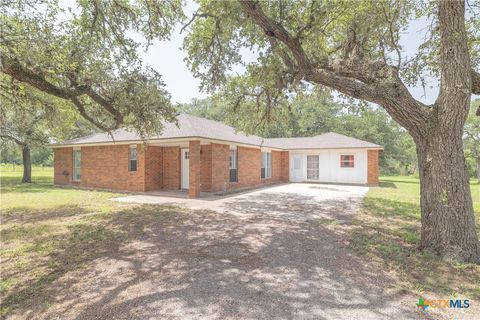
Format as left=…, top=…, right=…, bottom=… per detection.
left=49, top=136, right=285, bottom=151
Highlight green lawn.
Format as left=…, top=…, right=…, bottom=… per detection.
left=1, top=167, right=479, bottom=315
left=349, top=176, right=480, bottom=299
left=0, top=166, right=183, bottom=317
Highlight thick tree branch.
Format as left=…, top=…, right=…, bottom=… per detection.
left=0, top=134, right=25, bottom=146
left=238, top=0, right=429, bottom=137
left=1, top=55, right=72, bottom=98
left=1, top=54, right=123, bottom=129
left=239, top=0, right=310, bottom=74
left=70, top=96, right=116, bottom=132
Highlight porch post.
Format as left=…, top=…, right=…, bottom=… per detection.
left=189, top=140, right=201, bottom=198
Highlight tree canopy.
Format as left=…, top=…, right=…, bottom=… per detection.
left=181, top=0, right=480, bottom=262
left=178, top=90, right=418, bottom=175
left=1, top=0, right=184, bottom=137
left=182, top=0, right=480, bottom=126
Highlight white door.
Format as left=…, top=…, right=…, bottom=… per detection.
left=291, top=155, right=303, bottom=182
left=181, top=149, right=189, bottom=189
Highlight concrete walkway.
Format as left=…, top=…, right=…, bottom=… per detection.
left=113, top=183, right=369, bottom=220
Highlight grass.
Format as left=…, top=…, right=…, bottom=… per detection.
left=2, top=166, right=480, bottom=315
left=0, top=166, right=184, bottom=318
left=349, top=176, right=480, bottom=299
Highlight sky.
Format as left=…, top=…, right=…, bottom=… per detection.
left=140, top=2, right=442, bottom=105
left=58, top=0, right=478, bottom=106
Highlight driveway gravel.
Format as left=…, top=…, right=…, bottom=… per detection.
left=11, top=183, right=471, bottom=319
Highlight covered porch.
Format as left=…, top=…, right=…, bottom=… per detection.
left=144, top=140, right=203, bottom=198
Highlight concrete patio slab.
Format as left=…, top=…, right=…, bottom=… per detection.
left=112, top=183, right=370, bottom=220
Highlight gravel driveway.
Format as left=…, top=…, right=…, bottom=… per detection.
left=15, top=184, right=451, bottom=319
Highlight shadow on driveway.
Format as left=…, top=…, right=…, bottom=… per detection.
left=11, top=186, right=436, bottom=320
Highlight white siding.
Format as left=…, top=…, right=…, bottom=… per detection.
left=289, top=149, right=368, bottom=184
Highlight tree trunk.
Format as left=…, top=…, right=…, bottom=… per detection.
left=22, top=144, right=31, bottom=183
left=415, top=123, right=479, bottom=263
left=409, top=0, right=478, bottom=263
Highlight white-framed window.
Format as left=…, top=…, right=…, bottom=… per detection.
left=129, top=146, right=137, bottom=171
left=340, top=155, right=354, bottom=168
left=229, top=149, right=238, bottom=182
left=307, top=155, right=319, bottom=180
left=73, top=149, right=81, bottom=181
left=261, top=152, right=272, bottom=179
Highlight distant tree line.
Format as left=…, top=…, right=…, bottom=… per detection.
left=178, top=92, right=479, bottom=179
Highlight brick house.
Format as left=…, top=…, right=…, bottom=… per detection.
left=52, top=114, right=382, bottom=198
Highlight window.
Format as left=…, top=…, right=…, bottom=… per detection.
left=307, top=155, right=319, bottom=180
left=340, top=155, right=354, bottom=168
left=261, top=152, right=272, bottom=179
left=229, top=149, right=238, bottom=182
left=73, top=149, right=81, bottom=181
left=184, top=151, right=189, bottom=159
left=129, top=147, right=137, bottom=171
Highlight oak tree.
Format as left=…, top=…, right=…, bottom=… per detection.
left=183, top=0, right=480, bottom=262
left=1, top=0, right=182, bottom=137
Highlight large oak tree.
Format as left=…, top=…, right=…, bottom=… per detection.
left=1, top=0, right=183, bottom=137
left=183, top=0, right=480, bottom=262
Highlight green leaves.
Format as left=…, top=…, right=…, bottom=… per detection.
left=1, top=0, right=183, bottom=137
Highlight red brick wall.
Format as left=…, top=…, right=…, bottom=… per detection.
left=144, top=146, right=163, bottom=191
left=54, top=147, right=73, bottom=185
left=200, top=144, right=213, bottom=192
left=211, top=143, right=230, bottom=192
left=367, top=149, right=380, bottom=186
left=237, top=146, right=261, bottom=188
left=280, top=151, right=289, bottom=181
left=271, top=150, right=283, bottom=181
left=53, top=142, right=290, bottom=194
left=81, top=144, right=145, bottom=191
left=162, top=146, right=180, bottom=190
left=189, top=140, right=201, bottom=198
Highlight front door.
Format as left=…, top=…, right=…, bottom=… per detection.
left=181, top=149, right=189, bottom=189
left=291, top=155, right=303, bottom=182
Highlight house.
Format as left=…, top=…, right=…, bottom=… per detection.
left=51, top=114, right=382, bottom=198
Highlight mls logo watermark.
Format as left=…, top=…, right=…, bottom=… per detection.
left=416, top=298, right=470, bottom=311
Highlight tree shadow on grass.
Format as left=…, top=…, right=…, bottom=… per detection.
left=380, top=178, right=419, bottom=185
left=0, top=176, right=54, bottom=194
left=1, top=205, right=88, bottom=224
left=362, top=197, right=420, bottom=220
left=378, top=181, right=397, bottom=189
left=4, top=192, right=436, bottom=320
left=349, top=197, right=480, bottom=301
left=0, top=204, right=182, bottom=318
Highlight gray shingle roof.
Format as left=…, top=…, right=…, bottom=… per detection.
left=53, top=114, right=382, bottom=150
left=264, top=132, right=382, bottom=149
left=55, top=114, right=265, bottom=146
